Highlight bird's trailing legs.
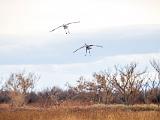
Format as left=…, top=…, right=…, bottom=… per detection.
left=89, top=50, right=91, bottom=56
left=64, top=28, right=70, bottom=34
left=67, top=29, right=70, bottom=34
left=84, top=49, right=91, bottom=56
left=85, top=48, right=87, bottom=56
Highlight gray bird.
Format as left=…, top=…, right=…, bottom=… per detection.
left=50, top=21, right=80, bottom=34
left=73, top=43, right=103, bottom=56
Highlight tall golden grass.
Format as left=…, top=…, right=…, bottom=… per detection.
left=0, top=104, right=160, bottom=120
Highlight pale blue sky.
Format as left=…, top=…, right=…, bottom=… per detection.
left=0, top=24, right=160, bottom=64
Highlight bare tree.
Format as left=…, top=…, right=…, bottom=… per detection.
left=70, top=76, right=93, bottom=102
left=5, top=71, right=39, bottom=107
left=72, top=73, right=113, bottom=104
left=150, top=59, right=160, bottom=106
left=74, top=76, right=87, bottom=93
left=90, top=71, right=113, bottom=104
left=150, top=59, right=160, bottom=79
left=112, top=63, right=146, bottom=105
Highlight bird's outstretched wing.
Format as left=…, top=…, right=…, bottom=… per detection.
left=66, top=21, right=80, bottom=25
left=50, top=25, right=63, bottom=32
left=90, top=45, right=103, bottom=48
left=73, top=45, right=85, bottom=53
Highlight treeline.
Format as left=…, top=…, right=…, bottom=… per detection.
left=0, top=60, right=160, bottom=108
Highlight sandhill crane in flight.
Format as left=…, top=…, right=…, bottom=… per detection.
left=50, top=21, right=80, bottom=34
left=73, top=43, right=103, bottom=56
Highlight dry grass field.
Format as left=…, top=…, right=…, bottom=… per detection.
left=0, top=104, right=160, bottom=120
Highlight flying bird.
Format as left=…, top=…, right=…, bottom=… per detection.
left=50, top=21, right=80, bottom=34
left=73, top=43, right=103, bottom=56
